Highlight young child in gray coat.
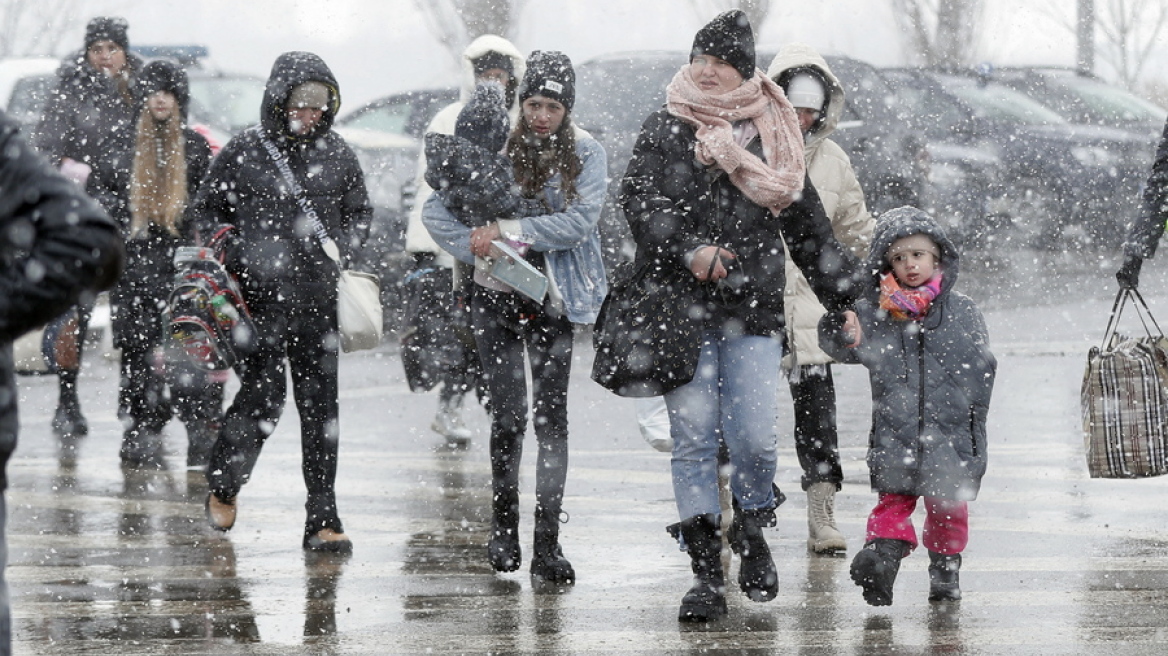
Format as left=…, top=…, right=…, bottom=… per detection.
left=819, top=206, right=996, bottom=606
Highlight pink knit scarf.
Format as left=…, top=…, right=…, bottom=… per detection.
left=880, top=271, right=943, bottom=321
left=665, top=65, right=805, bottom=214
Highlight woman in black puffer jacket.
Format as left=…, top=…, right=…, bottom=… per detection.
left=90, top=59, right=219, bottom=469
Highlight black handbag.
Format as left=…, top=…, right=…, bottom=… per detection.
left=591, top=260, right=703, bottom=398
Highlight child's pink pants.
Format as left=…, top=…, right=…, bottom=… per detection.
left=865, top=492, right=968, bottom=555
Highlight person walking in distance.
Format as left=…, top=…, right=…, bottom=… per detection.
left=819, top=207, right=996, bottom=606
left=89, top=59, right=221, bottom=469
left=768, top=43, right=876, bottom=555
left=403, top=35, right=526, bottom=446
left=31, top=16, right=142, bottom=443
left=190, top=52, right=373, bottom=553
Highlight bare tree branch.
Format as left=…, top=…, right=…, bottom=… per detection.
left=889, top=0, right=985, bottom=68
left=0, top=0, right=86, bottom=58
left=414, top=0, right=531, bottom=73
left=686, top=0, right=773, bottom=32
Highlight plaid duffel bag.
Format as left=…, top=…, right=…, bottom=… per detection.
left=1082, top=289, right=1168, bottom=478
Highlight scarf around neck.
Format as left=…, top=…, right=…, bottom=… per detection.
left=880, top=271, right=942, bottom=321
left=665, top=65, right=805, bottom=214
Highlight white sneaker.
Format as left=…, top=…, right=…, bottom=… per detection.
left=432, top=397, right=472, bottom=444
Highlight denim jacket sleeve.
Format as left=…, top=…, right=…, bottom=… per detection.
left=420, top=192, right=475, bottom=265
left=496, top=136, right=607, bottom=252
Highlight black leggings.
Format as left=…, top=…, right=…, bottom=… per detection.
left=789, top=364, right=844, bottom=490
left=471, top=289, right=573, bottom=517
left=207, top=296, right=342, bottom=537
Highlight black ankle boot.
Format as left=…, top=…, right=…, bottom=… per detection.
left=928, top=551, right=962, bottom=601
left=530, top=508, right=574, bottom=583
left=851, top=538, right=912, bottom=606
left=487, top=490, right=521, bottom=572
left=675, top=514, right=727, bottom=622
left=53, top=370, right=87, bottom=438
left=728, top=506, right=779, bottom=602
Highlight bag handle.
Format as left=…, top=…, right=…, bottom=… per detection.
left=1101, top=288, right=1165, bottom=348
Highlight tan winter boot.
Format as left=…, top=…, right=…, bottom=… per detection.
left=807, top=481, right=846, bottom=554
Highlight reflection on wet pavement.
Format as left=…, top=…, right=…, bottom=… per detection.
left=6, top=259, right=1168, bottom=653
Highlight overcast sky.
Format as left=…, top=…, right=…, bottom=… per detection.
left=73, top=0, right=1154, bottom=109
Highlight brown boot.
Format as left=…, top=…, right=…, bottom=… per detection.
left=205, top=493, right=236, bottom=531
left=304, top=528, right=353, bottom=554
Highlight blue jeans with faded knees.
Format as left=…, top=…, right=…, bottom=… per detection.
left=665, top=331, right=782, bottom=520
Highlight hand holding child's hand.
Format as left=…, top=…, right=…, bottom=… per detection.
left=842, top=310, right=861, bottom=348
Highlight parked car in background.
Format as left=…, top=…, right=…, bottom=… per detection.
left=333, top=87, right=459, bottom=331
left=0, top=57, right=58, bottom=129
left=881, top=67, right=1152, bottom=249
left=573, top=50, right=932, bottom=266
left=990, top=66, right=1167, bottom=140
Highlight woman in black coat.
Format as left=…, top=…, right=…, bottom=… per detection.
left=90, top=59, right=217, bottom=469
left=615, top=11, right=856, bottom=621
left=188, top=52, right=372, bottom=553
left=30, top=16, right=142, bottom=441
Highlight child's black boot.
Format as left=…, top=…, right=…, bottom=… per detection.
left=850, top=538, right=912, bottom=606
left=927, top=551, right=962, bottom=601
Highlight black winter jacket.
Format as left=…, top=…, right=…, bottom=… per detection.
left=0, top=111, right=124, bottom=485
left=91, top=127, right=213, bottom=349
left=614, top=108, right=856, bottom=393
left=31, top=51, right=143, bottom=194
left=1124, top=117, right=1168, bottom=259
left=187, top=52, right=371, bottom=304
left=819, top=207, right=996, bottom=501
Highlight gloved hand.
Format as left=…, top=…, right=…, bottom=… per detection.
left=1117, top=254, right=1143, bottom=290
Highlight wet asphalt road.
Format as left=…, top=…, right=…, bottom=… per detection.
left=8, top=248, right=1168, bottom=655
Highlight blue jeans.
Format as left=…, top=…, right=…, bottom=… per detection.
left=666, top=331, right=783, bottom=519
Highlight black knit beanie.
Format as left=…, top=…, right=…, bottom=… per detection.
left=85, top=16, right=129, bottom=51
left=456, top=82, right=510, bottom=154
left=472, top=51, right=514, bottom=79
left=518, top=50, right=575, bottom=112
left=690, top=10, right=755, bottom=81
left=139, top=59, right=191, bottom=119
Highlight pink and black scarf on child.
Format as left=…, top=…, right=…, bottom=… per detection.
left=880, top=271, right=943, bottom=321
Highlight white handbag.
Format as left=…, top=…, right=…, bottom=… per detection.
left=258, top=132, right=383, bottom=352
left=336, top=268, right=383, bottom=352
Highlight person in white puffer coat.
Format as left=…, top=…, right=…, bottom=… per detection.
left=767, top=42, right=875, bottom=555
left=402, top=35, right=526, bottom=446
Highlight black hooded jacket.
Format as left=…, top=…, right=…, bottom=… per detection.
left=187, top=52, right=372, bottom=303
left=819, top=207, right=996, bottom=500
left=0, top=110, right=124, bottom=485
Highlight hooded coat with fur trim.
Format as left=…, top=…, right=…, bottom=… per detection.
left=768, top=43, right=875, bottom=370
left=187, top=51, right=372, bottom=303
left=819, top=207, right=996, bottom=500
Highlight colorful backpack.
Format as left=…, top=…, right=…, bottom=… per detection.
left=166, top=225, right=255, bottom=371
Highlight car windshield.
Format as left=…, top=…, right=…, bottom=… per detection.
left=937, top=75, right=1068, bottom=125
left=188, top=76, right=265, bottom=134
left=341, top=103, right=413, bottom=135
left=1056, top=75, right=1167, bottom=123
left=574, top=57, right=680, bottom=134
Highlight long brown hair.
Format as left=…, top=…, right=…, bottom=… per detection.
left=128, top=109, right=187, bottom=237
left=506, top=112, right=582, bottom=203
